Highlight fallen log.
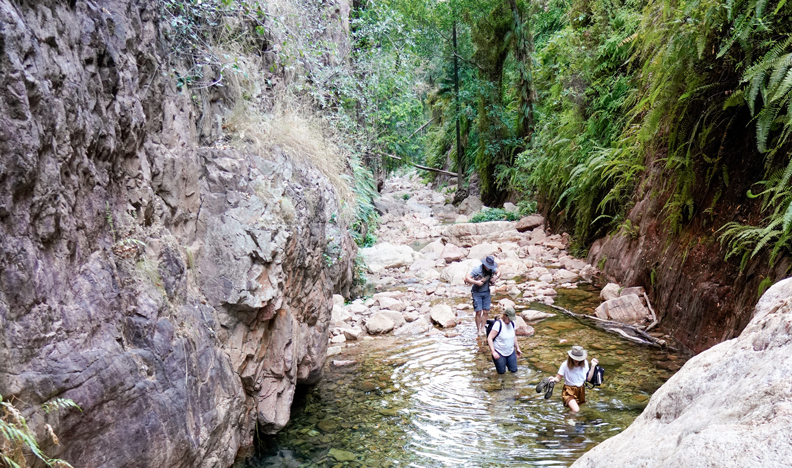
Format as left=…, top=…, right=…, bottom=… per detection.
left=546, top=304, right=675, bottom=351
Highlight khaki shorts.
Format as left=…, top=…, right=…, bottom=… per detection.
left=562, top=384, right=586, bottom=407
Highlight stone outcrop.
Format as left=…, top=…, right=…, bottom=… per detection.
left=0, top=1, right=354, bottom=467
left=572, top=278, right=792, bottom=468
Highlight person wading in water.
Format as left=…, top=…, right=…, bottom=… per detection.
left=487, top=307, right=522, bottom=374
left=548, top=346, right=598, bottom=413
left=464, top=255, right=500, bottom=336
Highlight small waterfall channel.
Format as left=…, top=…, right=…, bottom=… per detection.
left=237, top=285, right=685, bottom=468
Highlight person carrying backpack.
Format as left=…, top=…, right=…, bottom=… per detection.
left=547, top=345, right=598, bottom=413
left=487, top=307, right=522, bottom=374
left=465, top=255, right=500, bottom=336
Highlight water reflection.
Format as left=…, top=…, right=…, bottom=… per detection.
left=237, top=287, right=682, bottom=467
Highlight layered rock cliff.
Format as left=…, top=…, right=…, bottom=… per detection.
left=0, top=0, right=354, bottom=466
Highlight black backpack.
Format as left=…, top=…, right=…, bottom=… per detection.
left=485, top=319, right=514, bottom=338
left=586, top=365, right=605, bottom=388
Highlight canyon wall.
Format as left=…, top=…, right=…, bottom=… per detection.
left=0, top=0, right=354, bottom=466
left=587, top=161, right=790, bottom=354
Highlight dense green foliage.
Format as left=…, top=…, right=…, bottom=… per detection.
left=162, top=0, right=792, bottom=265
left=469, top=208, right=521, bottom=223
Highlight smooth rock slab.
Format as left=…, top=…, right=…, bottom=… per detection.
left=571, top=278, right=792, bottom=468
left=594, top=294, right=650, bottom=324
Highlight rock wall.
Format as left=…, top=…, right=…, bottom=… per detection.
left=0, top=1, right=354, bottom=466
left=571, top=277, right=792, bottom=468
left=587, top=162, right=790, bottom=353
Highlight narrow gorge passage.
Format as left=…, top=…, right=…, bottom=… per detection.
left=237, top=174, right=684, bottom=468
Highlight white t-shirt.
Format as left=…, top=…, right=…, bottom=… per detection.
left=492, top=320, right=516, bottom=356
left=558, top=360, right=589, bottom=387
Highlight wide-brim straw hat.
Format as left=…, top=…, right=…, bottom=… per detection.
left=568, top=345, right=588, bottom=361
left=481, top=255, right=497, bottom=270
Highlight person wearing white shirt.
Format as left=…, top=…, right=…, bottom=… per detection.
left=487, top=307, right=522, bottom=374
left=549, top=345, right=598, bottom=412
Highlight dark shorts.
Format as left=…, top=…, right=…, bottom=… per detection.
left=562, top=384, right=586, bottom=406
left=472, top=291, right=491, bottom=312
left=493, top=351, right=518, bottom=374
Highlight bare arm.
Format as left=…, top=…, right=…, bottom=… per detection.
left=488, top=326, right=500, bottom=359
left=551, top=373, right=563, bottom=383
left=464, top=273, right=483, bottom=286
left=587, top=358, right=599, bottom=381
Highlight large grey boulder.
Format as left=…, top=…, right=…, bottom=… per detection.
left=572, top=278, right=792, bottom=468
left=394, top=316, right=432, bottom=336
left=594, top=294, right=650, bottom=324
left=360, top=242, right=416, bottom=273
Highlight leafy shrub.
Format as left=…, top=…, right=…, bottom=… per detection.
left=1, top=394, right=79, bottom=467
left=469, top=208, right=520, bottom=223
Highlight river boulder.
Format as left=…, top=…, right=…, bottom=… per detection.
left=594, top=294, right=651, bottom=324
left=365, top=313, right=396, bottom=334
left=429, top=304, right=457, bottom=328
left=572, top=277, right=792, bottom=468
left=360, top=242, right=416, bottom=272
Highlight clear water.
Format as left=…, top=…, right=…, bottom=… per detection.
left=236, top=286, right=684, bottom=468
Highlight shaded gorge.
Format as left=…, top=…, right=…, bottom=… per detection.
left=237, top=286, right=684, bottom=467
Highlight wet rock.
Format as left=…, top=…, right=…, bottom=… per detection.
left=365, top=313, right=396, bottom=334
left=331, top=360, right=357, bottom=367
left=521, top=310, right=554, bottom=322
left=429, top=304, right=456, bottom=328
left=328, top=448, right=356, bottom=462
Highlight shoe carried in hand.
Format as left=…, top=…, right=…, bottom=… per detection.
left=536, top=377, right=552, bottom=394
left=544, top=381, right=555, bottom=399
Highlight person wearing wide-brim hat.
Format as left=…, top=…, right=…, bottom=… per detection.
left=549, top=346, right=598, bottom=412
left=487, top=306, right=522, bottom=374
left=464, top=255, right=501, bottom=336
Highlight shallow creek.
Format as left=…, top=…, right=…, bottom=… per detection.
left=238, top=285, right=683, bottom=467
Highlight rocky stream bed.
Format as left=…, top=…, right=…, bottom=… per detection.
left=235, top=173, right=687, bottom=467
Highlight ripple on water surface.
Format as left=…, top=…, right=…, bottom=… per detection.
left=237, top=286, right=681, bottom=468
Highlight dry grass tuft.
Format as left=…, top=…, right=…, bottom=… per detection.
left=223, top=98, right=353, bottom=206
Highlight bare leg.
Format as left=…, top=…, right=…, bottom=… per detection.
left=568, top=399, right=580, bottom=413
left=475, top=309, right=487, bottom=335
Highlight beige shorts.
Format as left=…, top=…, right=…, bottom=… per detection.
left=562, top=384, right=586, bottom=406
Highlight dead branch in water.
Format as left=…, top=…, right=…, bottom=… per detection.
left=545, top=304, right=675, bottom=351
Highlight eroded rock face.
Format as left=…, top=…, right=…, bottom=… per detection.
left=0, top=1, right=353, bottom=467
left=571, top=278, right=792, bottom=468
